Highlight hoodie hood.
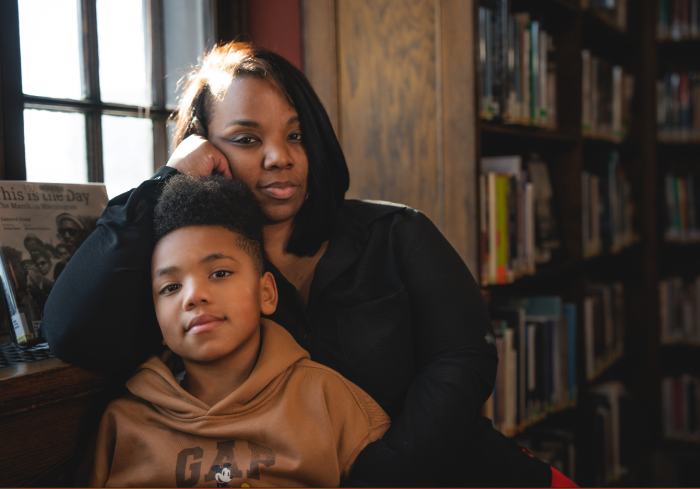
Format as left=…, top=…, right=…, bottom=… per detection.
left=126, top=319, right=309, bottom=419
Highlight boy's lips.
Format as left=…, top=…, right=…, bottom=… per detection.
left=186, top=314, right=224, bottom=334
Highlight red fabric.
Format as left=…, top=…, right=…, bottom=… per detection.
left=550, top=466, right=578, bottom=487
left=521, top=448, right=577, bottom=487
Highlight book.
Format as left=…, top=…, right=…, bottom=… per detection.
left=481, top=156, right=540, bottom=285
left=527, top=154, right=562, bottom=266
left=659, top=275, right=700, bottom=345
left=658, top=71, right=700, bottom=142
left=477, top=6, right=556, bottom=128
left=0, top=181, right=108, bottom=347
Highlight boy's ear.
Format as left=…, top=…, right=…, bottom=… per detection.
left=259, top=271, right=278, bottom=316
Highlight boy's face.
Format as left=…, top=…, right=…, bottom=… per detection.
left=151, top=225, right=277, bottom=364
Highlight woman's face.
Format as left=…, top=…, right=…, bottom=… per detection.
left=207, top=76, right=308, bottom=225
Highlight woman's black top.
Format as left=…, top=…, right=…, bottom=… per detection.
left=42, top=165, right=498, bottom=487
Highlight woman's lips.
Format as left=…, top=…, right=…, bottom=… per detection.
left=187, top=314, right=224, bottom=334
left=259, top=182, right=299, bottom=200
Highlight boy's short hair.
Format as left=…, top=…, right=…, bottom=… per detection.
left=153, top=174, right=265, bottom=275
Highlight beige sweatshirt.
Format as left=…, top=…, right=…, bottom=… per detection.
left=87, top=319, right=391, bottom=488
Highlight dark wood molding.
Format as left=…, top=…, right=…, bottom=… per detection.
left=216, top=0, right=249, bottom=44
left=0, top=0, right=26, bottom=180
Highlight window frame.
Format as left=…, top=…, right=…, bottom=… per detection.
left=0, top=0, right=247, bottom=183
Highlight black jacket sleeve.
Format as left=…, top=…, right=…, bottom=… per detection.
left=42, top=166, right=180, bottom=372
left=349, top=211, right=498, bottom=487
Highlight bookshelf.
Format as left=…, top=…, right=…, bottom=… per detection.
left=476, top=0, right=657, bottom=485
left=300, top=0, right=696, bottom=485
left=654, top=0, right=700, bottom=478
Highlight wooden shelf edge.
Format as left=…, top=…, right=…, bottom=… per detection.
left=480, top=120, right=580, bottom=143
left=586, top=348, right=624, bottom=383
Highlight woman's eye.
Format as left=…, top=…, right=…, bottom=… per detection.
left=160, top=284, right=181, bottom=295
left=288, top=132, right=302, bottom=141
left=232, top=136, right=257, bottom=145
left=211, top=270, right=232, bottom=279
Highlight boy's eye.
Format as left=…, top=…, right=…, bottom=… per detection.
left=159, top=284, right=181, bottom=295
left=211, top=270, right=232, bottom=279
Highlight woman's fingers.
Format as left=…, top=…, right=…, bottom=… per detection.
left=167, top=135, right=232, bottom=178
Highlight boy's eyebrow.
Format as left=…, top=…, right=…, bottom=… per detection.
left=152, top=255, right=239, bottom=281
left=201, top=253, right=239, bottom=264
left=152, top=266, right=178, bottom=281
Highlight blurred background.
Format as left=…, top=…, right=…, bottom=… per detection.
left=1, top=0, right=699, bottom=486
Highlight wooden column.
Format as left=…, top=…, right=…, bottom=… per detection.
left=302, top=0, right=478, bottom=272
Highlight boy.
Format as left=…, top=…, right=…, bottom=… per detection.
left=87, top=175, right=390, bottom=487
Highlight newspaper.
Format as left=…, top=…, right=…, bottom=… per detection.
left=0, top=181, right=109, bottom=346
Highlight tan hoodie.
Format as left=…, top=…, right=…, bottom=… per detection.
left=88, top=319, right=391, bottom=488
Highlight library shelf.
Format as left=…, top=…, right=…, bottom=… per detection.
left=505, top=401, right=578, bottom=438
left=510, top=0, right=578, bottom=16
left=583, top=242, right=641, bottom=266
left=581, top=9, right=638, bottom=53
left=586, top=348, right=625, bottom=383
left=480, top=121, right=580, bottom=144
left=483, top=258, right=582, bottom=289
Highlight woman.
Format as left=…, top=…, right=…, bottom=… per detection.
left=42, top=43, right=564, bottom=487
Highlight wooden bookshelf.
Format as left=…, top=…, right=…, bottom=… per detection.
left=301, top=0, right=691, bottom=485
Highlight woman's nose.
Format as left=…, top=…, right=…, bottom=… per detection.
left=263, top=140, right=294, bottom=170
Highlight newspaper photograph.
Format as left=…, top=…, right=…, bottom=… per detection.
left=0, top=181, right=108, bottom=345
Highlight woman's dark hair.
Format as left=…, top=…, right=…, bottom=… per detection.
left=153, top=174, right=265, bottom=275
left=173, top=42, right=350, bottom=257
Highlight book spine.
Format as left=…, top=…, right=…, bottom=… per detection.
left=522, top=20, right=532, bottom=125
left=612, top=66, right=623, bottom=141
left=583, top=172, right=591, bottom=257
left=530, top=22, right=540, bottom=126
left=582, top=50, right=592, bottom=134
left=489, top=173, right=498, bottom=284
left=496, top=175, right=510, bottom=284
left=480, top=173, right=489, bottom=285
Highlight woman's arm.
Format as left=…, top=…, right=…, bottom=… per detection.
left=350, top=211, right=498, bottom=486
left=41, top=168, right=175, bottom=372
left=42, top=136, right=230, bottom=372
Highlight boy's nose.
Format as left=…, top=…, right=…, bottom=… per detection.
left=183, top=281, right=213, bottom=309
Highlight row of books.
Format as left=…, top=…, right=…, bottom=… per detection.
left=589, top=381, right=634, bottom=485
left=664, top=174, right=700, bottom=242
left=581, top=51, right=635, bottom=142
left=584, top=282, right=625, bottom=381
left=482, top=296, right=577, bottom=436
left=657, top=72, right=700, bottom=142
left=657, top=0, right=700, bottom=41
left=659, top=275, right=700, bottom=345
left=478, top=3, right=557, bottom=128
left=582, top=151, right=636, bottom=257
left=581, top=0, right=628, bottom=31
left=662, top=374, right=700, bottom=442
left=479, top=154, right=562, bottom=285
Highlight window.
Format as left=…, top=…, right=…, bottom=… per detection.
left=12, top=0, right=223, bottom=198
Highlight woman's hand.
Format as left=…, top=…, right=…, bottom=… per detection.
left=167, top=135, right=233, bottom=178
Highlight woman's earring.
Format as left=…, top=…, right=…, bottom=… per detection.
left=305, top=192, right=309, bottom=201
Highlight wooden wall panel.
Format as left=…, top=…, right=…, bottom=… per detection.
left=302, top=0, right=478, bottom=268
left=337, top=0, right=440, bottom=223
left=440, top=0, right=477, bottom=272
